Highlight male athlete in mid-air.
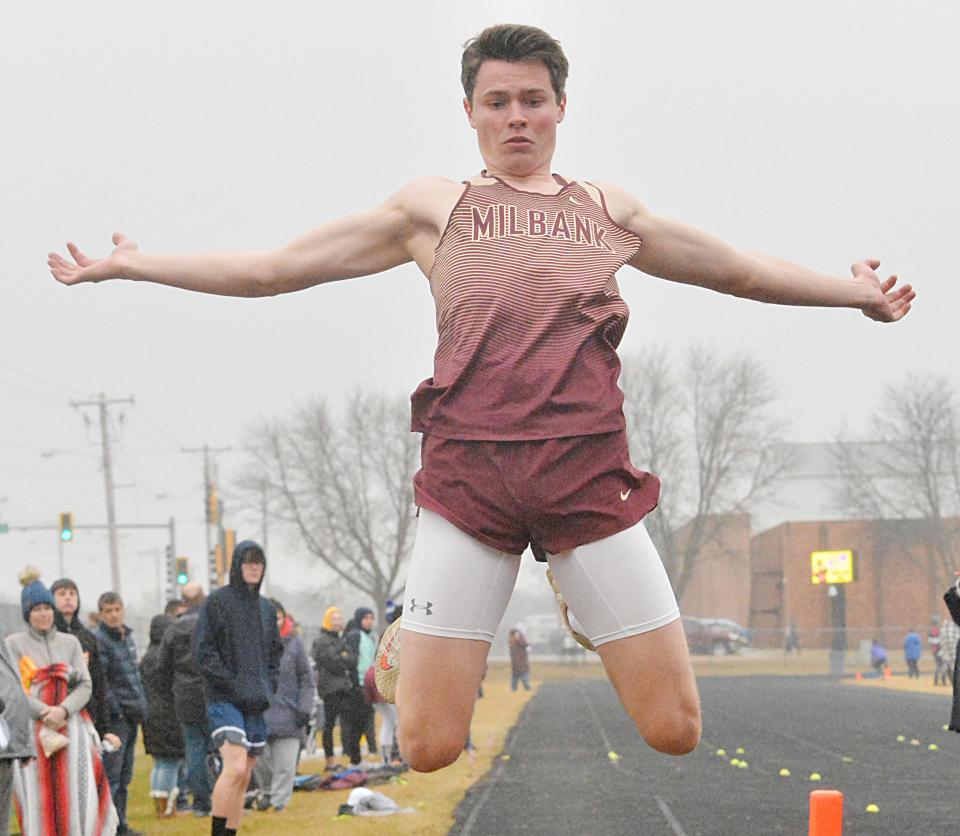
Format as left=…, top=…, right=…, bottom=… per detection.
left=50, top=23, right=914, bottom=821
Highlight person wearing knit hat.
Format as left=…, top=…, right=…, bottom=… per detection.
left=50, top=577, right=111, bottom=742
left=311, top=606, right=354, bottom=771
left=5, top=569, right=117, bottom=834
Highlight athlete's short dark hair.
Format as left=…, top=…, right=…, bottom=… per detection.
left=98, top=591, right=123, bottom=611
left=461, top=24, right=569, bottom=105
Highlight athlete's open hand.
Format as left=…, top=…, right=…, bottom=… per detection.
left=852, top=259, right=915, bottom=323
left=47, top=232, right=138, bottom=285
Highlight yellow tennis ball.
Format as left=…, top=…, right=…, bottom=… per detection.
left=896, top=735, right=906, bottom=743
left=735, top=747, right=745, bottom=755
left=778, top=768, right=791, bottom=777
left=928, top=744, right=938, bottom=751
left=730, top=758, right=740, bottom=766
left=809, top=773, right=822, bottom=782
left=842, top=756, right=853, bottom=763
left=943, top=725, right=950, bottom=731
left=716, top=748, right=726, bottom=757
left=866, top=804, right=879, bottom=814
left=608, top=751, right=619, bottom=761
left=737, top=761, right=748, bottom=769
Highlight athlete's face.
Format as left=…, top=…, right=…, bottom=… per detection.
left=464, top=59, right=566, bottom=179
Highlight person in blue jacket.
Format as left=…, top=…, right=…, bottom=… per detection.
left=195, top=541, right=282, bottom=836
left=904, top=628, right=922, bottom=679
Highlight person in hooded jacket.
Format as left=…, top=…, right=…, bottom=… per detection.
left=0, top=637, right=36, bottom=836
left=141, top=613, right=186, bottom=818
left=253, top=601, right=314, bottom=811
left=312, top=606, right=356, bottom=770
left=50, top=577, right=109, bottom=739
left=195, top=540, right=282, bottom=836
left=6, top=571, right=117, bottom=835
left=342, top=608, right=377, bottom=765
left=158, top=581, right=212, bottom=816
left=944, top=578, right=960, bottom=733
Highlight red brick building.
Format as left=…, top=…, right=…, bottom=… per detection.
left=749, top=518, right=960, bottom=649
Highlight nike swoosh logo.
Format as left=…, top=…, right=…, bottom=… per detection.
left=620, top=489, right=632, bottom=501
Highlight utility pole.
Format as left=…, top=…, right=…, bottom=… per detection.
left=261, top=480, right=269, bottom=554
left=72, top=393, right=134, bottom=594
left=182, top=443, right=231, bottom=588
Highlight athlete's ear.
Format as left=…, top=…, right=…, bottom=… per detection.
left=557, top=93, right=567, bottom=124
left=463, top=97, right=477, bottom=130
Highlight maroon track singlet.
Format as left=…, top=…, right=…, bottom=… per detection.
left=410, top=173, right=643, bottom=441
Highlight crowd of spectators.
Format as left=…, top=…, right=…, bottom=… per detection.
left=0, top=545, right=406, bottom=835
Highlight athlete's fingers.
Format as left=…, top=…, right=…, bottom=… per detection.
left=851, top=258, right=881, bottom=277
left=880, top=274, right=897, bottom=293
left=112, top=231, right=127, bottom=246
left=67, top=241, right=94, bottom=267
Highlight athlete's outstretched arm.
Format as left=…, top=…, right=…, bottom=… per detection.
left=47, top=179, right=448, bottom=297
left=598, top=182, right=916, bottom=323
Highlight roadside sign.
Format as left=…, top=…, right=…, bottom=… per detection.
left=811, top=550, right=855, bottom=585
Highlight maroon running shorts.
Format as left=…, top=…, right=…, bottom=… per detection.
left=412, top=431, right=660, bottom=561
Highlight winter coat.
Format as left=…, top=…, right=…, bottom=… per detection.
left=0, top=640, right=36, bottom=760
left=509, top=632, right=530, bottom=675
left=343, top=608, right=377, bottom=688
left=96, top=621, right=148, bottom=730
left=264, top=633, right=314, bottom=740
left=312, top=629, right=354, bottom=697
left=944, top=587, right=960, bottom=733
left=141, top=615, right=185, bottom=760
left=194, top=540, right=282, bottom=713
left=157, top=602, right=207, bottom=726
left=904, top=632, right=922, bottom=662
left=54, top=606, right=109, bottom=737
left=5, top=626, right=92, bottom=720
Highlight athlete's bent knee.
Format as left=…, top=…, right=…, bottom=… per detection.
left=642, top=710, right=701, bottom=756
left=400, top=734, right=464, bottom=773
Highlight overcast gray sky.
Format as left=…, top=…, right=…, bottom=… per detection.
left=2, top=0, right=955, bottom=614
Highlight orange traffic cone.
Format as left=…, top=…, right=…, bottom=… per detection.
left=883, top=666, right=892, bottom=680
left=809, top=789, right=843, bottom=836
left=855, top=671, right=862, bottom=682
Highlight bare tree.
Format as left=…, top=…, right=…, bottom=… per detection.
left=239, top=390, right=419, bottom=623
left=622, top=345, right=787, bottom=600
left=833, top=373, right=960, bottom=588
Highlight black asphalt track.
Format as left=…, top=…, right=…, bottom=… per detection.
left=451, top=676, right=958, bottom=835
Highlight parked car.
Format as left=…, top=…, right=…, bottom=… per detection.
left=682, top=616, right=750, bottom=655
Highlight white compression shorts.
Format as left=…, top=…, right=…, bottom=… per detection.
left=402, top=508, right=680, bottom=647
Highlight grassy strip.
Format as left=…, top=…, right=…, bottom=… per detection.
left=126, top=662, right=541, bottom=835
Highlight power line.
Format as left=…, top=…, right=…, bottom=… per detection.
left=0, top=360, right=86, bottom=396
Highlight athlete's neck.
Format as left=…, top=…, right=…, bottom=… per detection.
left=482, top=165, right=560, bottom=194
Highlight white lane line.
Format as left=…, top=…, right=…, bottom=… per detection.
left=655, top=795, right=689, bottom=836
left=578, top=682, right=689, bottom=836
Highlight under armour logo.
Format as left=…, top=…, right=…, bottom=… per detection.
left=409, top=598, right=434, bottom=616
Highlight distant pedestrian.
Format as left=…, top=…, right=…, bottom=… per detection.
left=943, top=577, right=960, bottom=733
left=97, top=591, right=149, bottom=836
left=938, top=615, right=959, bottom=688
left=783, top=619, right=800, bottom=655
left=312, top=607, right=354, bottom=771
left=929, top=615, right=943, bottom=685
left=195, top=540, right=281, bottom=835
left=0, top=634, right=36, bottom=836
left=343, top=608, right=377, bottom=766
left=50, top=577, right=109, bottom=738
left=509, top=627, right=531, bottom=691
left=7, top=570, right=117, bottom=835
left=364, top=664, right=399, bottom=764
left=255, top=601, right=314, bottom=812
left=904, top=629, right=922, bottom=679
left=141, top=613, right=185, bottom=818
left=870, top=638, right=887, bottom=675
left=157, top=581, right=212, bottom=816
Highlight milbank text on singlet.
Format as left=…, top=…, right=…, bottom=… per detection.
left=471, top=204, right=615, bottom=252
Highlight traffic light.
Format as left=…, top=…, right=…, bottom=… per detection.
left=59, top=512, right=74, bottom=543
left=207, top=483, right=220, bottom=525
left=175, top=557, right=189, bottom=585
left=224, top=529, right=236, bottom=569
